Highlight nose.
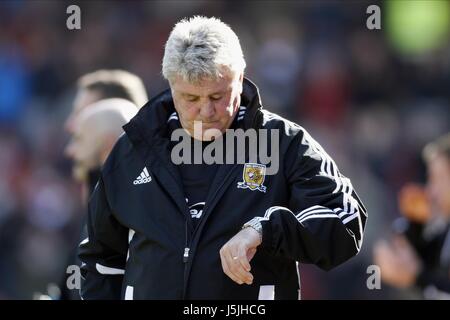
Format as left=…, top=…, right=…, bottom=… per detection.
left=199, top=101, right=215, bottom=120
left=64, top=115, right=75, bottom=134
left=65, top=140, right=75, bottom=159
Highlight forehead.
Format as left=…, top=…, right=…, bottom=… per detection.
left=171, top=73, right=236, bottom=96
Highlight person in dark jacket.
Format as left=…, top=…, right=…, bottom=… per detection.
left=79, top=16, right=367, bottom=300
left=374, top=133, right=450, bottom=298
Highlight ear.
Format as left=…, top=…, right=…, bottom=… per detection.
left=238, top=72, right=244, bottom=94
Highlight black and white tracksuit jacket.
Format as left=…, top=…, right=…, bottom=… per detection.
left=78, top=78, right=368, bottom=300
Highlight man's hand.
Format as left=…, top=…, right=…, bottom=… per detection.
left=219, top=227, right=262, bottom=285
left=373, top=236, right=422, bottom=288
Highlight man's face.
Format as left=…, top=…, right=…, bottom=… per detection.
left=64, top=89, right=102, bottom=134
left=170, top=70, right=243, bottom=141
left=64, top=88, right=102, bottom=180
left=426, top=154, right=450, bottom=218
left=65, top=118, right=101, bottom=182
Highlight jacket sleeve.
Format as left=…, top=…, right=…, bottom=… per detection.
left=258, top=128, right=367, bottom=270
left=78, top=176, right=129, bottom=299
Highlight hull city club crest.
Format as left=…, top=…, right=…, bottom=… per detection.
left=237, top=163, right=267, bottom=193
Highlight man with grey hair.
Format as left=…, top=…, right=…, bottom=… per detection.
left=79, top=16, right=367, bottom=300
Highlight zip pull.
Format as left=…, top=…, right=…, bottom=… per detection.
left=183, top=247, right=190, bottom=263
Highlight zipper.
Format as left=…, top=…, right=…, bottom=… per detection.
left=181, top=164, right=240, bottom=299
left=180, top=108, right=260, bottom=298
left=182, top=217, right=191, bottom=299
left=183, top=247, right=190, bottom=263
left=183, top=216, right=191, bottom=262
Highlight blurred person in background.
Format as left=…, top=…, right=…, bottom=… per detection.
left=65, top=70, right=148, bottom=133
left=65, top=70, right=148, bottom=200
left=52, top=70, right=148, bottom=300
left=374, top=133, right=450, bottom=299
left=65, top=98, right=140, bottom=189
left=39, top=98, right=140, bottom=300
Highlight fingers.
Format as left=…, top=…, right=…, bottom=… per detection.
left=373, top=238, right=419, bottom=288
left=235, top=248, right=253, bottom=284
left=246, top=247, right=257, bottom=262
left=219, top=228, right=261, bottom=285
left=220, top=246, right=254, bottom=285
left=228, top=251, right=253, bottom=285
left=220, top=249, right=243, bottom=284
left=226, top=249, right=253, bottom=285
left=237, top=245, right=252, bottom=272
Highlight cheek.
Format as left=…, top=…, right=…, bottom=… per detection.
left=220, top=94, right=239, bottom=116
left=214, top=103, right=233, bottom=122
left=432, top=181, right=450, bottom=208
left=228, top=93, right=241, bottom=115
left=79, top=142, right=96, bottom=163
left=78, top=146, right=90, bottom=162
left=428, top=179, right=440, bottom=198
left=175, top=102, right=199, bottom=121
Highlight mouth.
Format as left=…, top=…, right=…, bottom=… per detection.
left=200, top=120, right=218, bottom=124
left=199, top=121, right=220, bottom=128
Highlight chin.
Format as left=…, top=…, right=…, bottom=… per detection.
left=202, top=127, right=224, bottom=141
left=73, top=166, right=87, bottom=183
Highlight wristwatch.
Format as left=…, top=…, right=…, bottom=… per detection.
left=242, top=217, right=263, bottom=241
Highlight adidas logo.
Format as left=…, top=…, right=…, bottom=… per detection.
left=133, top=167, right=152, bottom=185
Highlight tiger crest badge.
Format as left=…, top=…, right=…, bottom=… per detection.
left=237, top=163, right=267, bottom=193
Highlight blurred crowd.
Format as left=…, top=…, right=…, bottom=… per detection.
left=0, top=1, right=449, bottom=299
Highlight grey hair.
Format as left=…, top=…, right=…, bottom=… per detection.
left=162, top=16, right=246, bottom=84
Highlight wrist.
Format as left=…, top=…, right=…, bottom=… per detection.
left=242, top=217, right=263, bottom=243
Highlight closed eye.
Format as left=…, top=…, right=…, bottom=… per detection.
left=186, top=96, right=199, bottom=102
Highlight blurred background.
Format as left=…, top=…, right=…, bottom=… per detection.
left=0, top=0, right=449, bottom=299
